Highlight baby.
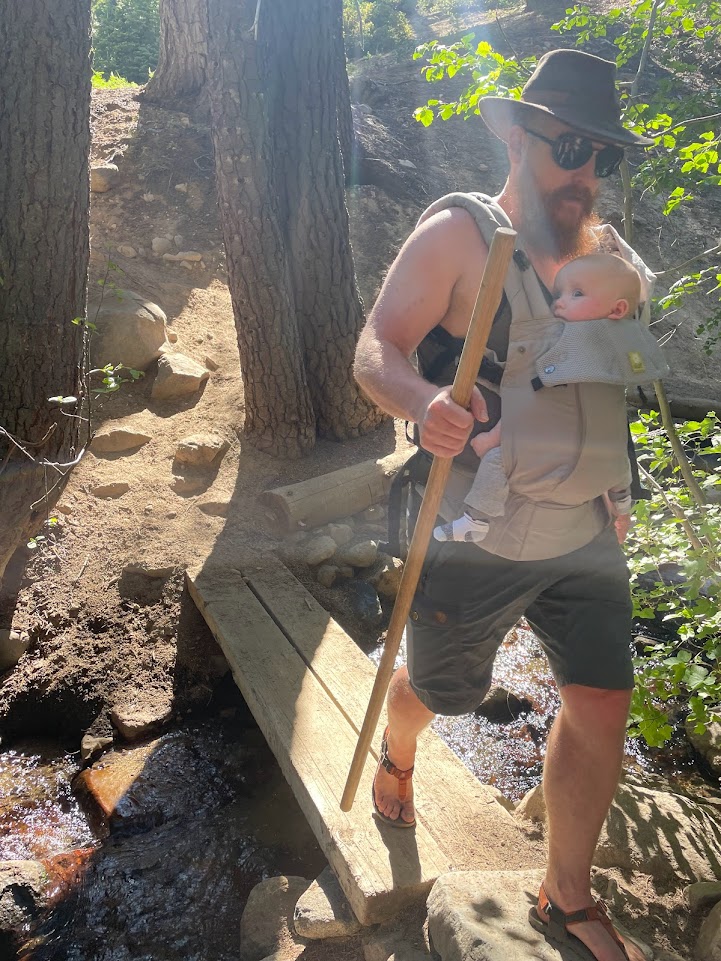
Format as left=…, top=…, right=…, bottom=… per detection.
left=434, top=253, right=642, bottom=545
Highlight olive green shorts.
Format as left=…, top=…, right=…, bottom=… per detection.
left=407, top=525, right=634, bottom=716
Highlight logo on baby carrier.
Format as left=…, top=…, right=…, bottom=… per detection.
left=628, top=351, right=646, bottom=374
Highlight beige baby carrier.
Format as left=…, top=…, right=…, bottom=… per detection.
left=413, top=192, right=669, bottom=562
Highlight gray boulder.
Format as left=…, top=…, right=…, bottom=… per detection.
left=89, top=288, right=168, bottom=371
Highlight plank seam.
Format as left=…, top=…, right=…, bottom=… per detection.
left=244, top=574, right=378, bottom=758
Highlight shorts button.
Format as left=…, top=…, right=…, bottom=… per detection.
left=433, top=610, right=447, bottom=624
left=411, top=610, right=419, bottom=621
left=544, top=365, right=556, bottom=374
left=517, top=345, right=526, bottom=354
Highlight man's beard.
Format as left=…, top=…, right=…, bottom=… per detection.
left=520, top=180, right=602, bottom=259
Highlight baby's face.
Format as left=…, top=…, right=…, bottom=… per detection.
left=552, top=262, right=621, bottom=322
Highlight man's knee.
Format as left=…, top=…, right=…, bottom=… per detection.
left=559, top=683, right=632, bottom=735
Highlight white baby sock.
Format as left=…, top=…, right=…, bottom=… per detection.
left=433, top=513, right=490, bottom=544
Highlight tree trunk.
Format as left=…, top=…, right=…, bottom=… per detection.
left=144, top=0, right=208, bottom=101
left=335, top=10, right=356, bottom=184
left=265, top=0, right=385, bottom=440
left=0, top=0, right=91, bottom=583
left=206, top=0, right=316, bottom=458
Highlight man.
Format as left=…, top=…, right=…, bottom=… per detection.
left=354, top=49, right=654, bottom=961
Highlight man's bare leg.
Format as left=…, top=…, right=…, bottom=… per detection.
left=373, top=665, right=435, bottom=824
left=541, top=684, right=643, bottom=961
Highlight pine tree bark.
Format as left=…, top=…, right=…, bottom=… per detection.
left=0, top=0, right=91, bottom=583
left=144, top=0, right=208, bottom=101
left=206, top=0, right=316, bottom=457
left=264, top=0, right=384, bottom=440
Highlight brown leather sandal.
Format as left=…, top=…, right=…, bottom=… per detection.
left=529, top=882, right=632, bottom=960
left=371, top=726, right=416, bottom=829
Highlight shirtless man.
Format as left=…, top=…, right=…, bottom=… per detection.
left=354, top=49, right=652, bottom=961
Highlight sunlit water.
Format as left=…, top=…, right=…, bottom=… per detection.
left=368, top=621, right=713, bottom=803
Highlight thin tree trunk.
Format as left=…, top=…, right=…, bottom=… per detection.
left=0, top=0, right=91, bottom=583
left=206, top=0, right=315, bottom=458
left=267, top=0, right=385, bottom=440
left=144, top=0, right=208, bottom=101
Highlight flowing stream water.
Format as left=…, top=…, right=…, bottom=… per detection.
left=1, top=626, right=716, bottom=959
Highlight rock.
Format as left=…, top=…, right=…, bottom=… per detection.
left=123, top=561, right=175, bottom=579
left=697, top=900, right=721, bottom=961
left=293, top=865, right=361, bottom=939
left=369, top=556, right=404, bottom=599
left=240, top=876, right=312, bottom=961
left=316, top=565, right=338, bottom=589
left=0, top=860, right=49, bottom=933
left=152, top=237, right=173, bottom=255
left=686, top=719, right=721, bottom=773
left=327, top=523, right=354, bottom=547
left=204, top=354, right=219, bottom=371
left=197, top=493, right=232, bottom=517
left=687, top=882, right=721, bottom=913
left=174, top=234, right=184, bottom=247
left=486, top=785, right=516, bottom=814
left=181, top=261, right=194, bottom=270
left=80, top=734, right=114, bottom=762
left=91, top=428, right=152, bottom=454
left=514, top=783, right=546, bottom=823
left=171, top=473, right=208, bottom=496
left=474, top=686, right=533, bottom=722
left=517, top=776, right=721, bottom=885
left=117, top=244, right=137, bottom=258
left=357, top=505, right=386, bottom=525
left=0, top=629, right=30, bottom=672
left=91, top=481, right=130, bottom=498
left=177, top=250, right=203, bottom=262
left=303, top=535, right=338, bottom=567
left=89, top=288, right=168, bottom=372
left=175, top=182, right=188, bottom=193
left=398, top=159, right=417, bottom=169
left=90, top=163, right=119, bottom=193
left=168, top=329, right=179, bottom=343
left=428, top=869, right=571, bottom=961
left=335, top=540, right=378, bottom=568
left=110, top=700, right=173, bottom=742
left=174, top=433, right=230, bottom=468
left=151, top=353, right=210, bottom=401
left=345, top=580, right=383, bottom=627
left=361, top=904, right=430, bottom=961
left=337, top=565, right=354, bottom=580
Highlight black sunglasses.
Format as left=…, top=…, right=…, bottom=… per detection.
left=522, top=127, right=625, bottom=178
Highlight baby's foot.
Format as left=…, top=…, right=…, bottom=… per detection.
left=433, top=513, right=489, bottom=544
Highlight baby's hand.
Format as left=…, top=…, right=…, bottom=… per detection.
left=470, top=419, right=502, bottom=458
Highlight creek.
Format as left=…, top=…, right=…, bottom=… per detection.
left=1, top=623, right=716, bottom=960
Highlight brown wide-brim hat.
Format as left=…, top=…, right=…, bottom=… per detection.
left=479, top=48, right=654, bottom=147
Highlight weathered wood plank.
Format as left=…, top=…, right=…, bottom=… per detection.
left=186, top=564, right=452, bottom=924
left=244, top=559, right=541, bottom=874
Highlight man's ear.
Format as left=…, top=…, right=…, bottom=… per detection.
left=608, top=298, right=629, bottom=320
left=507, top=125, right=525, bottom=164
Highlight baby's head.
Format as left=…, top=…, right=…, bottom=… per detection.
left=552, top=254, right=642, bottom=323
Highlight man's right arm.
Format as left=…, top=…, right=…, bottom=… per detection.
left=354, top=208, right=489, bottom=458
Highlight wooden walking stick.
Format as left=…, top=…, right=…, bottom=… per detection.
left=340, top=225, right=516, bottom=812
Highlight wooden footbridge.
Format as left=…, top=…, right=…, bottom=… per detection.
left=187, top=556, right=540, bottom=925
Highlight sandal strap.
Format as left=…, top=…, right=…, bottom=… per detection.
left=379, top=730, right=414, bottom=782
left=538, top=884, right=628, bottom=955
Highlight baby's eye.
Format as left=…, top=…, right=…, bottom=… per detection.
left=572, top=289, right=584, bottom=297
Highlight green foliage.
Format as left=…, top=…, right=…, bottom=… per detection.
left=413, top=1, right=721, bottom=351
left=92, top=0, right=159, bottom=85
left=343, top=0, right=414, bottom=55
left=625, top=412, right=721, bottom=746
left=91, top=70, right=138, bottom=89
